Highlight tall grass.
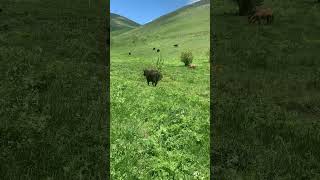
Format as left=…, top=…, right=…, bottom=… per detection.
left=212, top=0, right=320, bottom=179
left=0, top=0, right=108, bottom=178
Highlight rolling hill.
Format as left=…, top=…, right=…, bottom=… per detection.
left=111, top=0, right=210, bottom=59
left=110, top=13, right=140, bottom=35
left=111, top=0, right=210, bottom=179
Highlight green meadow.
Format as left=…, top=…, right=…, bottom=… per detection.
left=0, top=0, right=108, bottom=179
left=111, top=0, right=210, bottom=179
left=212, top=0, right=320, bottom=179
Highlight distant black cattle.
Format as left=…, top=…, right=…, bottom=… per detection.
left=153, top=48, right=156, bottom=50
left=174, top=44, right=178, bottom=47
left=0, top=8, right=2, bottom=13
left=157, top=49, right=160, bottom=52
left=129, top=52, right=131, bottom=55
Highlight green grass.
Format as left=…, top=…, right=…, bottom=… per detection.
left=111, top=13, right=141, bottom=36
left=212, top=0, right=320, bottom=179
left=111, top=1, right=210, bottom=179
left=0, top=0, right=108, bottom=179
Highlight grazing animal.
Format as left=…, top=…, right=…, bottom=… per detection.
left=153, top=48, right=156, bottom=50
left=188, top=64, right=197, bottom=69
left=157, top=49, right=160, bottom=52
left=129, top=52, right=131, bottom=55
left=174, top=44, right=179, bottom=47
left=143, top=69, right=163, bottom=86
left=248, top=7, right=273, bottom=25
left=0, top=8, right=2, bottom=13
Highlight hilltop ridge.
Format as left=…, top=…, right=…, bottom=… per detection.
left=110, top=13, right=140, bottom=35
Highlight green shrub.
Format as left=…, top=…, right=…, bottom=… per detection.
left=180, top=50, right=193, bottom=66
left=156, top=54, right=164, bottom=71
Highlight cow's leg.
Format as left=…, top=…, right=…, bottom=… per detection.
left=252, top=18, right=256, bottom=24
left=249, top=15, right=255, bottom=24
left=248, top=15, right=254, bottom=24
left=252, top=16, right=258, bottom=24
left=267, top=15, right=270, bottom=24
left=250, top=17, right=254, bottom=24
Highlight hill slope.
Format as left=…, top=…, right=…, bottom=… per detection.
left=111, top=0, right=210, bottom=60
left=110, top=13, right=140, bottom=35
left=111, top=0, right=210, bottom=179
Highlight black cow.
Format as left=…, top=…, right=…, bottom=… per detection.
left=143, top=69, right=163, bottom=87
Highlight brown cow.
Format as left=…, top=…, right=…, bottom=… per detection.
left=248, top=7, right=273, bottom=25
left=188, top=64, right=197, bottom=69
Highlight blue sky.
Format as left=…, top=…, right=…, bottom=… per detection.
left=110, top=0, right=200, bottom=25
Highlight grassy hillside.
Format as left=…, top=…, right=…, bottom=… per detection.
left=111, top=0, right=210, bottom=179
left=0, top=0, right=108, bottom=179
left=111, top=13, right=140, bottom=36
left=211, top=0, right=320, bottom=179
left=112, top=1, right=210, bottom=61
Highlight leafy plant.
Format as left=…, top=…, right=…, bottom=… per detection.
left=156, top=53, right=165, bottom=71
left=180, top=50, right=193, bottom=66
